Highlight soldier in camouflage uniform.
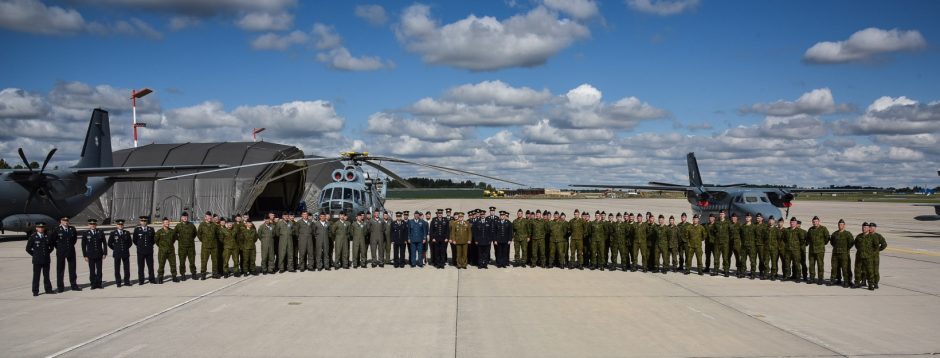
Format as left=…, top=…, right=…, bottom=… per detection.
left=685, top=214, right=707, bottom=275
left=783, top=217, right=804, bottom=281
left=728, top=214, right=743, bottom=277
left=610, top=213, right=628, bottom=271
left=829, top=219, right=853, bottom=287
left=806, top=216, right=830, bottom=284
left=513, top=210, right=530, bottom=267
left=676, top=213, right=690, bottom=272
left=588, top=211, right=608, bottom=270
left=853, top=223, right=875, bottom=290
left=712, top=211, right=732, bottom=277
left=155, top=217, right=178, bottom=283
left=652, top=215, right=669, bottom=273
left=764, top=217, right=781, bottom=280
left=547, top=212, right=569, bottom=268
left=240, top=221, right=258, bottom=275
left=704, top=214, right=717, bottom=273
left=219, top=221, right=238, bottom=277
left=173, top=212, right=197, bottom=281
left=529, top=211, right=548, bottom=267
left=568, top=211, right=587, bottom=269
left=754, top=214, right=767, bottom=277
left=632, top=212, right=649, bottom=272
left=196, top=212, right=220, bottom=280
left=666, top=216, right=680, bottom=272
left=741, top=214, right=758, bottom=279
left=868, top=223, right=887, bottom=289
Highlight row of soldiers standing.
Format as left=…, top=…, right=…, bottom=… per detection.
left=505, top=208, right=887, bottom=290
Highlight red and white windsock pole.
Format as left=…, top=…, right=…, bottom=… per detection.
left=131, top=88, right=152, bottom=147
left=253, top=127, right=266, bottom=142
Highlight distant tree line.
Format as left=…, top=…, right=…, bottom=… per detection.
left=387, top=177, right=492, bottom=190
left=0, top=158, right=39, bottom=170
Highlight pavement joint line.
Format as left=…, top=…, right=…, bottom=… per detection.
left=886, top=247, right=940, bottom=257
left=882, top=253, right=940, bottom=265
left=44, top=275, right=253, bottom=358
left=877, top=282, right=940, bottom=299
left=453, top=268, right=460, bottom=358
left=651, top=273, right=849, bottom=358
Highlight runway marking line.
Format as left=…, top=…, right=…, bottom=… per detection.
left=885, top=247, right=940, bottom=257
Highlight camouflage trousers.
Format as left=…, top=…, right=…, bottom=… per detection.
left=743, top=245, right=758, bottom=273
left=653, top=242, right=668, bottom=269
left=715, top=242, right=730, bottom=272
left=631, top=241, right=648, bottom=269
left=590, top=238, right=606, bottom=266
left=530, top=239, right=546, bottom=266
left=854, top=253, right=874, bottom=287
left=704, top=241, right=715, bottom=271
left=177, top=245, right=196, bottom=276
left=830, top=252, right=851, bottom=282
left=686, top=244, right=703, bottom=269
left=240, top=248, right=255, bottom=274
left=200, top=246, right=220, bottom=275
left=783, top=249, right=802, bottom=279
left=548, top=241, right=567, bottom=266
left=764, top=247, right=779, bottom=277
left=513, top=238, right=528, bottom=264
left=609, top=239, right=628, bottom=267
left=808, top=252, right=825, bottom=280
left=568, top=238, right=584, bottom=266
left=729, top=241, right=743, bottom=272
left=222, top=246, right=239, bottom=273
left=158, top=248, right=177, bottom=277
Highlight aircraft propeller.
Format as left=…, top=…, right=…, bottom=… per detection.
left=16, top=147, right=63, bottom=212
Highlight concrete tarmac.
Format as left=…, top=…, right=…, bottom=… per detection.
left=1, top=199, right=938, bottom=357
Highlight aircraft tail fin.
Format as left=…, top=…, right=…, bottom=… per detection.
left=74, top=109, right=113, bottom=168
left=687, top=152, right=703, bottom=188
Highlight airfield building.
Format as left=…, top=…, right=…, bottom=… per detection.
left=77, top=142, right=342, bottom=223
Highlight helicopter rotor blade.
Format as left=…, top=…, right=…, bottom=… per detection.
left=361, top=160, right=415, bottom=189
left=156, top=157, right=345, bottom=181
left=363, top=156, right=526, bottom=187
left=39, top=148, right=57, bottom=173
left=17, top=148, right=33, bottom=173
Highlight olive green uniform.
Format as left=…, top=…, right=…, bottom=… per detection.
left=829, top=229, right=853, bottom=284
left=870, top=232, right=887, bottom=286
left=240, top=225, right=258, bottom=275
left=764, top=225, right=781, bottom=279
left=351, top=220, right=370, bottom=267
left=783, top=227, right=804, bottom=280
left=219, top=227, right=238, bottom=275
left=512, top=217, right=529, bottom=266
left=711, top=220, right=731, bottom=274
left=529, top=219, right=548, bottom=267
left=741, top=223, right=758, bottom=276
left=450, top=220, right=471, bottom=268
left=258, top=223, right=277, bottom=273
left=547, top=220, right=569, bottom=267
left=275, top=220, right=295, bottom=271
left=174, top=221, right=197, bottom=279
left=676, top=222, right=690, bottom=270
left=155, top=227, right=177, bottom=279
left=853, top=233, right=875, bottom=289
left=589, top=220, right=607, bottom=269
left=685, top=224, right=706, bottom=272
left=632, top=222, right=649, bottom=271
left=294, top=219, right=315, bottom=271
left=610, top=221, right=628, bottom=269
left=197, top=222, right=220, bottom=277
left=754, top=223, right=767, bottom=276
left=729, top=222, right=743, bottom=274
left=806, top=225, right=830, bottom=282
left=330, top=220, right=352, bottom=268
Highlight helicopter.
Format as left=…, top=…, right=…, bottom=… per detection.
left=160, top=151, right=525, bottom=218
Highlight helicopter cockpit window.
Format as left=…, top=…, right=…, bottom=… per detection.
left=343, top=188, right=352, bottom=201
left=331, top=188, right=342, bottom=200
left=321, top=188, right=332, bottom=202
left=745, top=196, right=758, bottom=203
left=760, top=197, right=768, bottom=203
left=354, top=190, right=361, bottom=204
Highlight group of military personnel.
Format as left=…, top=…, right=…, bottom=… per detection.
left=24, top=206, right=888, bottom=296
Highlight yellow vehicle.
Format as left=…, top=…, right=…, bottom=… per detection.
left=484, top=189, right=505, bottom=198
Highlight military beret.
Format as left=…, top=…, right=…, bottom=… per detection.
left=708, top=213, right=715, bottom=217
left=88, top=218, right=98, bottom=224
left=755, top=213, right=763, bottom=218
left=692, top=214, right=699, bottom=219
left=489, top=206, right=496, bottom=210
left=628, top=213, right=635, bottom=216
left=205, top=211, right=212, bottom=216
left=658, top=214, right=665, bottom=219
left=681, top=212, right=687, bottom=217
left=235, top=213, right=243, bottom=218
left=862, top=222, right=869, bottom=227
left=339, top=211, right=347, bottom=216
left=425, top=211, right=431, bottom=215
left=115, top=219, right=125, bottom=224
left=35, top=222, right=45, bottom=228
left=646, top=212, right=652, bottom=216
left=790, top=217, right=797, bottom=222
left=162, top=217, right=169, bottom=221
left=357, top=211, right=365, bottom=216
left=797, top=221, right=802, bottom=225
left=582, top=212, right=589, bottom=216
left=525, top=210, right=531, bottom=214
left=60, top=216, right=69, bottom=221
left=181, top=212, right=189, bottom=217
left=731, top=213, right=738, bottom=218
left=536, top=210, right=542, bottom=214
left=616, top=212, right=622, bottom=217
left=595, top=210, right=600, bottom=214
left=744, top=213, right=752, bottom=217
left=573, top=209, right=580, bottom=213
left=812, top=216, right=820, bottom=221
left=668, top=215, right=675, bottom=220
left=838, top=219, right=845, bottom=224
left=600, top=211, right=606, bottom=215
left=456, top=212, right=464, bottom=216
left=869, top=222, right=877, bottom=227
left=560, top=213, right=566, bottom=217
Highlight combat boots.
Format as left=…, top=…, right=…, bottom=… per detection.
left=157, top=277, right=163, bottom=284
left=172, top=275, right=179, bottom=283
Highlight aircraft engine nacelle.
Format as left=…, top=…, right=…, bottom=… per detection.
left=696, top=192, right=711, bottom=207
left=332, top=169, right=347, bottom=182
left=2, top=214, right=57, bottom=233
left=345, top=170, right=358, bottom=182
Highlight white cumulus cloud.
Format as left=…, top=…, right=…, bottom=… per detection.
left=803, top=27, right=927, bottom=64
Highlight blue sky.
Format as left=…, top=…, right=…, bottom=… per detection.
left=1, top=0, right=938, bottom=188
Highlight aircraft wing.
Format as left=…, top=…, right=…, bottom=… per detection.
left=788, top=188, right=889, bottom=193
left=569, top=184, right=692, bottom=192
left=74, top=164, right=229, bottom=177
